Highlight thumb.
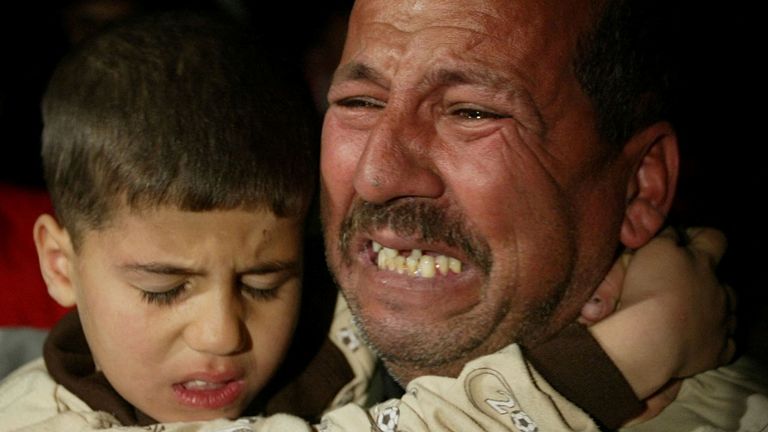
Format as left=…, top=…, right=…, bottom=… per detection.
left=579, top=253, right=628, bottom=325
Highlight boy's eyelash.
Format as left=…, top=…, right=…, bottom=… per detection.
left=141, top=285, right=185, bottom=306
left=140, top=283, right=280, bottom=306
left=241, top=284, right=280, bottom=301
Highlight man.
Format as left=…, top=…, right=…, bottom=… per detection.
left=0, top=3, right=755, bottom=432
left=320, top=0, right=767, bottom=430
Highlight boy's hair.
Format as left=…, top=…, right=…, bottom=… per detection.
left=42, top=11, right=318, bottom=249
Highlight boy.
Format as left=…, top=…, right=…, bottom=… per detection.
left=0, top=10, right=360, bottom=429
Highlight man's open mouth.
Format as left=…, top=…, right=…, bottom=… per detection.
left=372, top=240, right=463, bottom=278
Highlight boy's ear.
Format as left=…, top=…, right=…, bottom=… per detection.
left=620, top=122, right=679, bottom=249
left=33, top=214, right=77, bottom=307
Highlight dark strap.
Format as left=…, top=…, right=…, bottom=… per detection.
left=524, top=323, right=644, bottom=430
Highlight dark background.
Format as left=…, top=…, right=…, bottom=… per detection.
left=1, top=1, right=764, bottom=362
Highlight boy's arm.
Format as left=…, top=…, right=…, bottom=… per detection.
left=591, top=228, right=734, bottom=396
left=526, top=227, right=736, bottom=427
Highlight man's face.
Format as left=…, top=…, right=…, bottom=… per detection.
left=68, top=208, right=302, bottom=421
left=321, top=0, right=636, bottom=383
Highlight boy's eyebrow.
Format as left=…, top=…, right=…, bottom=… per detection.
left=120, top=263, right=203, bottom=276
left=119, top=260, right=300, bottom=276
left=241, top=260, right=300, bottom=275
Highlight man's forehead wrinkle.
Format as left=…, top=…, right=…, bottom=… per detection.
left=424, top=66, right=520, bottom=94
left=357, top=0, right=505, bottom=36
left=345, top=0, right=584, bottom=136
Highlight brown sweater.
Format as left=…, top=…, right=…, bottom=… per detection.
left=43, top=310, right=354, bottom=426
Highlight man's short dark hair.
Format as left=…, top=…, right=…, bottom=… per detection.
left=575, top=0, right=679, bottom=148
left=42, top=11, right=318, bottom=249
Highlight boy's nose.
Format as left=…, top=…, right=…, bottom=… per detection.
left=184, top=290, right=246, bottom=356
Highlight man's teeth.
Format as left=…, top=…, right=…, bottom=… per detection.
left=372, top=241, right=462, bottom=278
left=183, top=379, right=225, bottom=390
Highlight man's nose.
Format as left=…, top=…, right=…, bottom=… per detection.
left=353, top=109, right=445, bottom=204
left=184, top=288, right=246, bottom=356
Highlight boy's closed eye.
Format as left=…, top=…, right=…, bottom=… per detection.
left=124, top=262, right=298, bottom=307
left=139, top=281, right=282, bottom=306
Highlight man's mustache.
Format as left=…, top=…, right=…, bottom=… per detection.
left=338, top=199, right=492, bottom=274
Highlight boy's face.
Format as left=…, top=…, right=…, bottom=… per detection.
left=60, top=207, right=303, bottom=421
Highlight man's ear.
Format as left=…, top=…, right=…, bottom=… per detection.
left=33, top=214, right=77, bottom=307
left=620, top=122, right=679, bottom=249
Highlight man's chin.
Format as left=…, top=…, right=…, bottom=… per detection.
left=347, top=291, right=508, bottom=382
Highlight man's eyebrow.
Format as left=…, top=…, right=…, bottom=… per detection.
left=332, top=62, right=388, bottom=86
left=425, top=68, right=510, bottom=89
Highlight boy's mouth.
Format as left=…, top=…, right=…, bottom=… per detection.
left=371, top=240, right=463, bottom=278
left=181, top=379, right=227, bottom=390
left=172, top=375, right=246, bottom=409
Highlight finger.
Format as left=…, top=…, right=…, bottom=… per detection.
left=686, top=227, right=728, bottom=264
left=578, top=295, right=607, bottom=325
left=656, top=226, right=682, bottom=243
left=623, top=380, right=683, bottom=427
left=579, top=257, right=625, bottom=325
left=647, top=380, right=684, bottom=416
left=720, top=337, right=737, bottom=366
left=631, top=226, right=681, bottom=258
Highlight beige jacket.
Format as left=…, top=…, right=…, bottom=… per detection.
left=318, top=354, right=768, bottom=432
